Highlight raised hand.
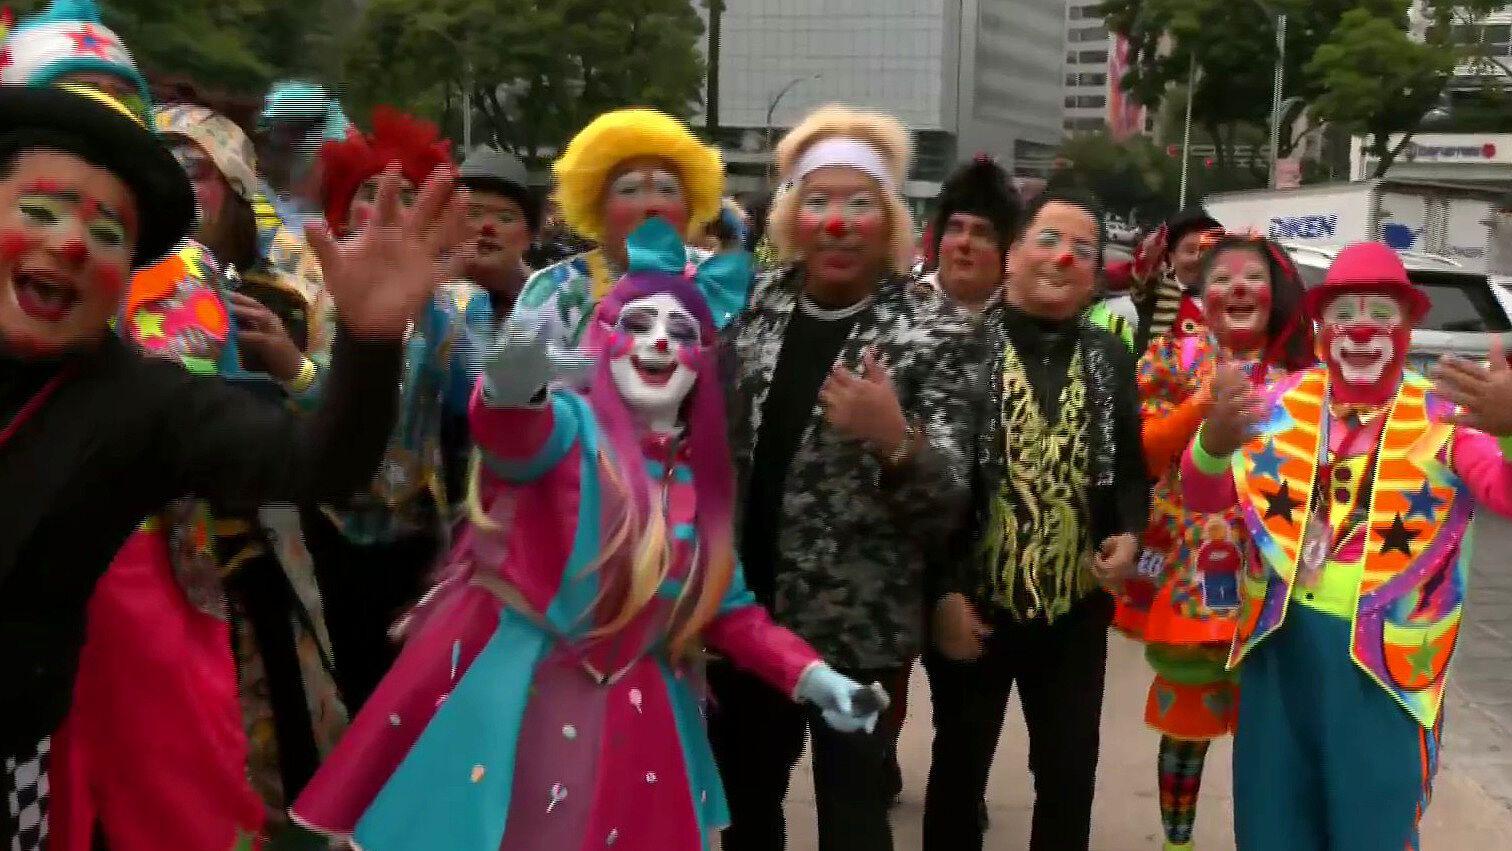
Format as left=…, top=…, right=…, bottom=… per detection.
left=820, top=348, right=910, bottom=458
left=482, top=316, right=593, bottom=407
left=1200, top=358, right=1265, bottom=457
left=305, top=164, right=475, bottom=339
left=1432, top=337, right=1512, bottom=436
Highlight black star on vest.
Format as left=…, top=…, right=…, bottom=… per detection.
left=1262, top=481, right=1300, bottom=524
left=1376, top=513, right=1420, bottom=557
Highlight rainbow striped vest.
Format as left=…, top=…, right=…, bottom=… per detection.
left=1227, top=367, right=1469, bottom=729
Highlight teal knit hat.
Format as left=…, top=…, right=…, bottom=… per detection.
left=0, top=0, right=151, bottom=118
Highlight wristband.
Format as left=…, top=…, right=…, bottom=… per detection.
left=286, top=357, right=317, bottom=394
left=1190, top=424, right=1234, bottom=475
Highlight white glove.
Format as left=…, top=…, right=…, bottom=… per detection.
left=482, top=317, right=593, bottom=407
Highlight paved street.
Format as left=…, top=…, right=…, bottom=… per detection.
left=767, top=515, right=1512, bottom=850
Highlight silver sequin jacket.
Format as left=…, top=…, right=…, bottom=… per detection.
left=722, top=269, right=979, bottom=670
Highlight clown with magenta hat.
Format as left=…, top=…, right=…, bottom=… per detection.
left=1184, top=241, right=1512, bottom=849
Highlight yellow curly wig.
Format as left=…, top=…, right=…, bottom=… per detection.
left=553, top=108, right=725, bottom=243
left=768, top=104, right=916, bottom=272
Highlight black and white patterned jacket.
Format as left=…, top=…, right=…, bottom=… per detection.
left=722, top=268, right=979, bottom=670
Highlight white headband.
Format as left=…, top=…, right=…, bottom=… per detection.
left=791, top=138, right=896, bottom=191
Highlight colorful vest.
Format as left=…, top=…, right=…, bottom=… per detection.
left=982, top=342, right=1095, bottom=621
left=1228, top=367, right=1468, bottom=728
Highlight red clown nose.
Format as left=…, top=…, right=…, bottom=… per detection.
left=655, top=339, right=669, bottom=353
left=1055, top=252, right=1075, bottom=269
left=1343, top=323, right=1383, bottom=344
left=825, top=217, right=847, bottom=238
left=58, top=240, right=89, bottom=266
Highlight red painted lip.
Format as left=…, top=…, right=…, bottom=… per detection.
left=12, top=270, right=78, bottom=323
left=632, top=355, right=675, bottom=387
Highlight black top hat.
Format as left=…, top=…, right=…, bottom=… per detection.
left=0, top=84, right=194, bottom=268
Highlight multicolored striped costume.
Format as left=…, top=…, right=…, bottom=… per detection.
left=1183, top=365, right=1512, bottom=848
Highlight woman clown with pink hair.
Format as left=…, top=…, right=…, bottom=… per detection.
left=292, top=219, right=880, bottom=850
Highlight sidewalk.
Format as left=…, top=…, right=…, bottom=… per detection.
left=771, top=635, right=1512, bottom=850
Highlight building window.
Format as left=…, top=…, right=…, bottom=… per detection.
left=1067, top=50, right=1078, bottom=64
left=1064, top=116, right=1107, bottom=133
left=1066, top=73, right=1079, bottom=86
left=1074, top=73, right=1107, bottom=87
left=1487, top=24, right=1511, bottom=57
left=1070, top=25, right=1109, bottom=43
left=1069, top=6, right=1082, bottom=19
left=1072, top=95, right=1107, bottom=109
left=1079, top=49, right=1109, bottom=63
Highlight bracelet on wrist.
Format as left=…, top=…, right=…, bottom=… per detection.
left=286, top=357, right=317, bottom=393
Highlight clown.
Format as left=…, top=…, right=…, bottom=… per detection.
left=720, top=104, right=977, bottom=851
left=1187, top=242, right=1512, bottom=849
left=925, top=154, right=1019, bottom=315
left=0, top=82, right=469, bottom=851
left=1111, top=233, right=1314, bottom=851
left=1106, top=207, right=1222, bottom=353
left=0, top=0, right=151, bottom=118
left=511, top=108, right=729, bottom=350
left=256, top=81, right=352, bottom=238
left=43, top=107, right=270, bottom=851
left=265, top=108, right=496, bottom=714
left=290, top=218, right=881, bottom=850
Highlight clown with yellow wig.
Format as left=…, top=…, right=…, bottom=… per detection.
left=509, top=108, right=731, bottom=349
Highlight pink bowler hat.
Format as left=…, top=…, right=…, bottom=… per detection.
left=1302, top=242, right=1431, bottom=323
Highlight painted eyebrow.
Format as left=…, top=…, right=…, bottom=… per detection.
left=19, top=185, right=126, bottom=226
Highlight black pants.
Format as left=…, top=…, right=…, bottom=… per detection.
left=922, top=592, right=1112, bottom=851
left=709, top=662, right=900, bottom=851
left=301, top=508, right=439, bottom=712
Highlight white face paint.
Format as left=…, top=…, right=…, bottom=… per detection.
left=1322, top=294, right=1404, bottom=385
left=609, top=293, right=701, bottom=433
left=608, top=169, right=685, bottom=205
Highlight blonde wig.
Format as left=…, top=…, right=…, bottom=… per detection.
left=767, top=104, right=916, bottom=273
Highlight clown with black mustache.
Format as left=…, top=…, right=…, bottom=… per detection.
left=1187, top=242, right=1512, bottom=849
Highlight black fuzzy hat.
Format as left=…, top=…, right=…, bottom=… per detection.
left=931, top=154, right=1020, bottom=263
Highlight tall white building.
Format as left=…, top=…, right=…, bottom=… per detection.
left=1062, top=2, right=1111, bottom=133
left=693, top=0, right=1068, bottom=197
left=1060, top=0, right=1149, bottom=138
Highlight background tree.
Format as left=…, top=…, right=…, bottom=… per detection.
left=1050, top=132, right=1180, bottom=224
left=1099, top=0, right=1348, bottom=175
left=339, top=0, right=707, bottom=163
left=1102, top=0, right=1511, bottom=182
left=1308, top=1, right=1507, bottom=176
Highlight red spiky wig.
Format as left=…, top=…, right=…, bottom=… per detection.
left=318, top=106, right=453, bottom=235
